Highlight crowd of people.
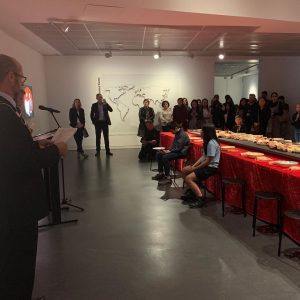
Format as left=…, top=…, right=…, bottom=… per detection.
left=68, top=92, right=300, bottom=162
left=137, top=94, right=300, bottom=160
left=139, top=94, right=300, bottom=207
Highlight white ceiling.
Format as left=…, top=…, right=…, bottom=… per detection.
left=2, top=0, right=300, bottom=57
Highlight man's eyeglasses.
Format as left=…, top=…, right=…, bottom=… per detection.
left=14, top=73, right=27, bottom=84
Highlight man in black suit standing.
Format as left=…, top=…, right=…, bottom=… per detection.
left=90, top=93, right=113, bottom=156
left=0, top=54, right=68, bottom=300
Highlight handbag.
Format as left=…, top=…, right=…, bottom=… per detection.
left=82, top=127, right=89, bottom=138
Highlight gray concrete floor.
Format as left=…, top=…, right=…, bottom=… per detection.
left=33, top=149, right=300, bottom=300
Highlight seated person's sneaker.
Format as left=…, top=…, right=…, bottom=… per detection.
left=189, top=197, right=206, bottom=208
left=182, top=199, right=197, bottom=205
left=180, top=189, right=195, bottom=200
left=158, top=176, right=172, bottom=185
left=152, top=173, right=165, bottom=180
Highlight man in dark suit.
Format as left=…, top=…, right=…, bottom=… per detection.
left=0, top=54, right=68, bottom=300
left=90, top=93, right=113, bottom=156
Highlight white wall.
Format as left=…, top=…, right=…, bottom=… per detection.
left=45, top=56, right=215, bottom=149
left=214, top=73, right=259, bottom=104
left=0, top=29, right=49, bottom=134
left=259, top=56, right=300, bottom=108
left=214, top=77, right=243, bottom=103
left=242, top=73, right=259, bottom=99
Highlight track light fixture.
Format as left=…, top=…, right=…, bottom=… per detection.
left=105, top=51, right=112, bottom=58
left=153, top=52, right=160, bottom=59
left=62, top=23, right=69, bottom=33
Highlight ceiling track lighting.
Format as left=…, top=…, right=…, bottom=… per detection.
left=153, top=51, right=161, bottom=59
left=105, top=50, right=112, bottom=58
left=61, top=23, right=70, bottom=33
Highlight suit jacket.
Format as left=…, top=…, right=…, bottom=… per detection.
left=90, top=101, right=113, bottom=125
left=69, top=107, right=85, bottom=128
left=0, top=96, right=60, bottom=231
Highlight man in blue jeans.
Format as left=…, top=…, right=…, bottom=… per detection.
left=152, top=122, right=190, bottom=185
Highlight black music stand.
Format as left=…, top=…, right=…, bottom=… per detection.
left=39, top=164, right=78, bottom=227
left=41, top=110, right=84, bottom=212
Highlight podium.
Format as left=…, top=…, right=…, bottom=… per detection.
left=39, top=163, right=78, bottom=227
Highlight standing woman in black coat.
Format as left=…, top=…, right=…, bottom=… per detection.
left=138, top=99, right=155, bottom=137
left=257, top=97, right=271, bottom=136
left=69, top=98, right=88, bottom=158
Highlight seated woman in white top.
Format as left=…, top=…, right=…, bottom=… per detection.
left=158, top=100, right=173, bottom=131
left=181, top=124, right=220, bottom=208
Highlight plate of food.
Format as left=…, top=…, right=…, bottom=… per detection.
left=242, top=151, right=265, bottom=158
left=256, top=156, right=272, bottom=161
left=221, top=145, right=236, bottom=149
left=274, top=161, right=298, bottom=168
left=153, top=147, right=165, bottom=150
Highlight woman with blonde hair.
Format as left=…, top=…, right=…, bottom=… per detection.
left=69, top=98, right=88, bottom=159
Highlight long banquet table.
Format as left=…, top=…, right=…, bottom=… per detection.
left=160, top=132, right=300, bottom=244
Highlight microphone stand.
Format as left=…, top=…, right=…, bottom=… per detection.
left=50, top=111, right=84, bottom=212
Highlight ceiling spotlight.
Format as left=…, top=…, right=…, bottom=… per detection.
left=250, top=44, right=259, bottom=48
left=105, top=51, right=112, bottom=58
left=218, top=53, right=225, bottom=60
left=153, top=52, right=160, bottom=59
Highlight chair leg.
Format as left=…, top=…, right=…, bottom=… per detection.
left=170, top=160, right=178, bottom=187
left=277, top=200, right=283, bottom=256
left=252, top=196, right=258, bottom=237
left=241, top=183, right=246, bottom=217
left=221, top=182, right=225, bottom=217
left=278, top=217, right=283, bottom=257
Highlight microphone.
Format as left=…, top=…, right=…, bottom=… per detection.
left=39, top=105, right=60, bottom=113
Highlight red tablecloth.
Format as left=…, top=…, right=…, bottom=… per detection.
left=160, top=132, right=300, bottom=244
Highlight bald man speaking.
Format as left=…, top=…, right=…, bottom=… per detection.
left=0, top=54, right=68, bottom=299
